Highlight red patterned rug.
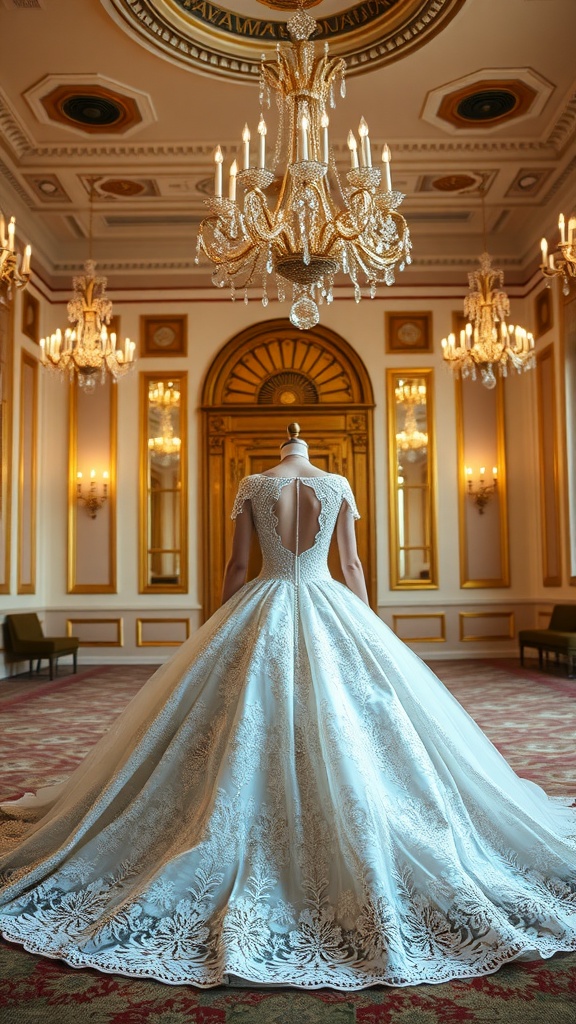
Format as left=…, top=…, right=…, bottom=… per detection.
left=1, top=658, right=576, bottom=1022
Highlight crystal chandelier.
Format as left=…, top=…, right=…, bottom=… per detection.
left=40, top=183, right=136, bottom=392
left=441, top=193, right=534, bottom=389
left=148, top=381, right=181, bottom=466
left=395, top=382, right=428, bottom=459
left=195, top=8, right=411, bottom=331
left=540, top=212, right=576, bottom=294
left=0, top=210, right=31, bottom=293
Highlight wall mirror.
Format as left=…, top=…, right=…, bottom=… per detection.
left=139, top=372, right=187, bottom=593
left=386, top=369, right=438, bottom=589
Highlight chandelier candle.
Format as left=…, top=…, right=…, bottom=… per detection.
left=196, top=7, right=411, bottom=330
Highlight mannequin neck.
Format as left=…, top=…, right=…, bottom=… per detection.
left=280, top=443, right=310, bottom=462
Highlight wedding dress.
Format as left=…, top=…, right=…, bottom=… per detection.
left=1, top=472, right=576, bottom=990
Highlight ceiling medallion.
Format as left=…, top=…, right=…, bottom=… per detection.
left=102, top=0, right=466, bottom=81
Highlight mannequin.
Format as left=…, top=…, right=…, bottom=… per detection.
left=279, top=422, right=310, bottom=462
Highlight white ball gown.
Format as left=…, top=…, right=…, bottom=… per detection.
left=1, top=473, right=575, bottom=990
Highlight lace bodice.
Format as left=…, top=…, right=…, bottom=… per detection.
left=231, top=474, right=360, bottom=584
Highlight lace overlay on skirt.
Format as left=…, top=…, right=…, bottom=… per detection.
left=0, top=473, right=575, bottom=990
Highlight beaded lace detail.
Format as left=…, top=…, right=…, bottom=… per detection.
left=231, top=474, right=359, bottom=584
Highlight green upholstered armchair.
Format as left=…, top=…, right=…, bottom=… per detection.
left=4, top=613, right=79, bottom=680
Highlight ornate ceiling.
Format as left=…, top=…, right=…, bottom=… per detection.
left=0, top=0, right=575, bottom=292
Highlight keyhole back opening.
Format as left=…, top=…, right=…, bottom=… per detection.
left=272, top=480, right=322, bottom=556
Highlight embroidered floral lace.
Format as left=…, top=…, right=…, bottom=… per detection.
left=1, top=473, right=575, bottom=989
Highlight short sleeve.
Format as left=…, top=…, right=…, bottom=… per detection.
left=231, top=477, right=253, bottom=520
left=341, top=478, right=360, bottom=520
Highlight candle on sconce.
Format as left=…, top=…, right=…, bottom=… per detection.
left=0, top=211, right=5, bottom=246
left=358, top=117, right=371, bottom=167
left=214, top=146, right=223, bottom=197
left=382, top=144, right=392, bottom=191
left=229, top=159, right=238, bottom=201
left=7, top=217, right=15, bottom=252
left=540, top=237, right=548, bottom=264
left=21, top=245, right=31, bottom=276
left=569, top=217, right=576, bottom=246
left=242, top=124, right=250, bottom=169
left=559, top=212, right=566, bottom=244
left=347, top=130, right=359, bottom=169
left=299, top=115, right=309, bottom=161
left=258, top=116, right=267, bottom=168
left=321, top=111, right=329, bottom=165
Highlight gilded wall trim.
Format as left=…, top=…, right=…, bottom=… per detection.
left=136, top=617, right=190, bottom=647
left=68, top=377, right=117, bottom=594
left=17, top=350, right=38, bottom=594
left=459, top=610, right=515, bottom=642
left=66, top=617, right=124, bottom=647
left=536, top=344, right=562, bottom=586
left=392, top=613, right=445, bottom=643
left=455, top=371, right=509, bottom=588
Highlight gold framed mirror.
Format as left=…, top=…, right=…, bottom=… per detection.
left=386, top=368, right=438, bottom=589
left=139, top=372, right=188, bottom=593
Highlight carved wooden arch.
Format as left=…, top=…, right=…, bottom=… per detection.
left=201, top=318, right=376, bottom=616
left=203, top=319, right=374, bottom=408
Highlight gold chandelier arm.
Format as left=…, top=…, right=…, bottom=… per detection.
left=198, top=226, right=259, bottom=270
left=243, top=190, right=295, bottom=250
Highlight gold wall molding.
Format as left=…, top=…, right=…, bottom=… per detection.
left=386, top=368, right=438, bottom=590
left=459, top=610, right=514, bottom=642
left=392, top=613, right=445, bottom=643
left=66, top=617, right=123, bottom=647
left=0, top=293, right=13, bottom=593
left=68, top=376, right=117, bottom=593
left=136, top=617, right=190, bottom=647
left=17, top=350, right=37, bottom=594
left=560, top=287, right=576, bottom=586
left=201, top=319, right=375, bottom=618
left=139, top=372, right=188, bottom=594
left=455, top=371, right=509, bottom=588
left=536, top=344, right=562, bottom=586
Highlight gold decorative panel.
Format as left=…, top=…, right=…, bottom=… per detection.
left=536, top=345, right=562, bottom=586
left=202, top=320, right=375, bottom=618
left=386, top=369, right=438, bottom=590
left=459, top=611, right=514, bottom=642
left=392, top=613, right=445, bottom=643
left=0, top=294, right=13, bottom=593
left=66, top=618, right=123, bottom=646
left=455, top=374, right=509, bottom=588
left=136, top=618, right=190, bottom=647
left=560, top=290, right=576, bottom=585
left=68, top=376, right=117, bottom=593
left=17, top=351, right=37, bottom=594
left=139, top=373, right=188, bottom=593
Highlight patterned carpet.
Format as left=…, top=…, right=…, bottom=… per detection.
left=1, top=658, right=576, bottom=1022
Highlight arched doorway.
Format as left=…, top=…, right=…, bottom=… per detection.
left=201, top=318, right=376, bottom=617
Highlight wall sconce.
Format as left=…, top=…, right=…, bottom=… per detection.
left=465, top=466, right=497, bottom=514
left=77, top=469, right=108, bottom=518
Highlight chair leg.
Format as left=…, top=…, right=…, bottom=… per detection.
left=49, top=657, right=55, bottom=681
left=73, top=651, right=77, bottom=673
left=29, top=658, right=34, bottom=677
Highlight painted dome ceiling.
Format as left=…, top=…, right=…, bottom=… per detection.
left=104, top=0, right=466, bottom=81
